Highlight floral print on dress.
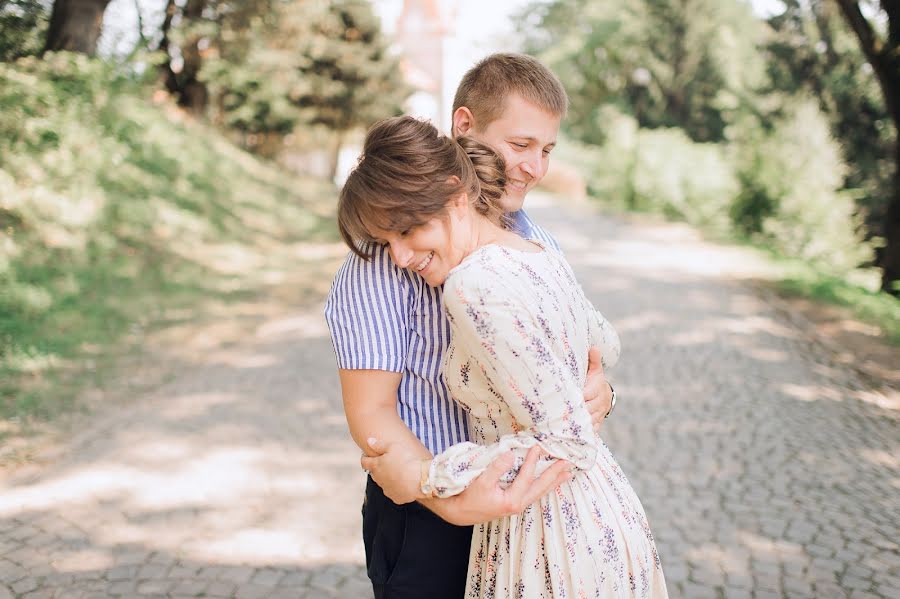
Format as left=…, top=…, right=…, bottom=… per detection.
left=428, top=243, right=667, bottom=599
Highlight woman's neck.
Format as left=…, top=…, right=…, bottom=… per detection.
left=465, top=215, right=537, bottom=255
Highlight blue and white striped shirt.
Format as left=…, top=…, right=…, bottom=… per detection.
left=324, top=210, right=561, bottom=455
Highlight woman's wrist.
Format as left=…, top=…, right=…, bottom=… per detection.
left=418, top=458, right=437, bottom=499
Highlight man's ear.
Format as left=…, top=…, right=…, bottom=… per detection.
left=452, top=106, right=476, bottom=137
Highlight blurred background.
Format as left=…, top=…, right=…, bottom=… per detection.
left=1, top=0, right=898, bottom=469
left=1, top=2, right=899, bottom=598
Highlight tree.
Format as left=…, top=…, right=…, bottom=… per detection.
left=283, top=0, right=409, bottom=176
left=517, top=0, right=764, bottom=145
left=198, top=0, right=408, bottom=163
left=835, top=0, right=900, bottom=293
left=157, top=0, right=275, bottom=113
left=0, top=0, right=50, bottom=61
left=762, top=1, right=892, bottom=278
left=158, top=0, right=209, bottom=113
left=43, top=0, right=111, bottom=55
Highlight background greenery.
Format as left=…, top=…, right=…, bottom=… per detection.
left=1, top=0, right=898, bottom=434
left=519, top=0, right=899, bottom=340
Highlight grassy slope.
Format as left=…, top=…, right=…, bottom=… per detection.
left=0, top=53, right=337, bottom=432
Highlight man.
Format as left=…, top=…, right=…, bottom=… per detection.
left=324, top=53, right=616, bottom=599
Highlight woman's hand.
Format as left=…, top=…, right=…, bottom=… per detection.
left=361, top=437, right=429, bottom=504
left=422, top=446, right=573, bottom=526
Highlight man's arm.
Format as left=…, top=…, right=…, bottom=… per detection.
left=584, top=346, right=613, bottom=430
left=339, top=369, right=431, bottom=459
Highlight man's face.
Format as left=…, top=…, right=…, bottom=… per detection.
left=461, top=94, right=562, bottom=213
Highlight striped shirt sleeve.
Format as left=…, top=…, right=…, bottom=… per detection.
left=324, top=243, right=411, bottom=372
left=516, top=210, right=562, bottom=252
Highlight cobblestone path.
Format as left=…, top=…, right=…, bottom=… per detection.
left=1, top=195, right=898, bottom=598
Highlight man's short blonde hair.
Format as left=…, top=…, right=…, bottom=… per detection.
left=452, top=53, right=569, bottom=129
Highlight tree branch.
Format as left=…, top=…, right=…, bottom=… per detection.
left=835, top=0, right=883, bottom=67
left=835, top=0, right=900, bottom=121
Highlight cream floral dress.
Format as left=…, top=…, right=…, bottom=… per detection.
left=425, top=243, right=668, bottom=599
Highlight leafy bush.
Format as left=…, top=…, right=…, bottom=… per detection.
left=567, top=106, right=737, bottom=232
left=734, top=98, right=875, bottom=273
left=0, top=0, right=48, bottom=62
left=631, top=127, right=738, bottom=232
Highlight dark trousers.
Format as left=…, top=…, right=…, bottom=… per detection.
left=362, top=476, right=473, bottom=599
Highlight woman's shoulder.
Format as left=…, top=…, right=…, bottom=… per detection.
left=445, top=244, right=554, bottom=301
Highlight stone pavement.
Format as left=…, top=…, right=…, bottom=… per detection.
left=1, top=195, right=898, bottom=598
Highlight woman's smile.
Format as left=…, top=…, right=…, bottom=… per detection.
left=414, top=251, right=435, bottom=273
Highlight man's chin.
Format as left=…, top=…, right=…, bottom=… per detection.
left=499, top=189, right=527, bottom=213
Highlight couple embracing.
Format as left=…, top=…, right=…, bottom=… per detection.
left=324, top=53, right=669, bottom=599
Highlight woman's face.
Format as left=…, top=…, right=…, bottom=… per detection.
left=371, top=198, right=471, bottom=287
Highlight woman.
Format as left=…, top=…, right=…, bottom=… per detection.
left=339, top=116, right=668, bottom=599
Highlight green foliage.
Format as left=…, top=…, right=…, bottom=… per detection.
left=630, top=127, right=737, bottom=232
left=201, top=0, right=409, bottom=146
left=286, top=0, right=409, bottom=132
left=760, top=247, right=900, bottom=345
left=518, top=0, right=765, bottom=144
left=562, top=106, right=736, bottom=231
left=762, top=0, right=894, bottom=238
left=203, top=45, right=300, bottom=136
left=733, top=97, right=875, bottom=272
left=0, top=53, right=335, bottom=422
left=0, top=0, right=48, bottom=61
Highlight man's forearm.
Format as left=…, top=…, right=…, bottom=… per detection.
left=338, top=369, right=432, bottom=458
left=346, top=404, right=432, bottom=458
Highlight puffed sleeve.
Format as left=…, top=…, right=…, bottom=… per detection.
left=592, top=309, right=621, bottom=370
left=426, top=278, right=600, bottom=498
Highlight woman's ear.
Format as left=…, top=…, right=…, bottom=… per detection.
left=453, top=107, right=476, bottom=137
left=446, top=190, right=470, bottom=220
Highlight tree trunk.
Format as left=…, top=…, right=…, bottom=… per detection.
left=158, top=0, right=208, bottom=113
left=881, top=134, right=900, bottom=294
left=835, top=0, right=900, bottom=294
left=43, top=0, right=112, bottom=55
left=177, top=0, right=208, bottom=113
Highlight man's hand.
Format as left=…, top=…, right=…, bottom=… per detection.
left=361, top=437, right=429, bottom=505
left=420, top=446, right=572, bottom=526
left=584, top=346, right=613, bottom=432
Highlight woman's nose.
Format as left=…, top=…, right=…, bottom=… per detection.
left=389, top=244, right=413, bottom=268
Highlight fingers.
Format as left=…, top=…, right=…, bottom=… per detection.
left=506, top=445, right=541, bottom=496
left=361, top=437, right=384, bottom=471
left=591, top=409, right=604, bottom=433
left=583, top=347, right=606, bottom=404
left=586, top=346, right=604, bottom=375
left=481, top=450, right=516, bottom=486
left=521, top=459, right=572, bottom=507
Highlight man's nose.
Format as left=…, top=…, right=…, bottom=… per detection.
left=520, top=150, right=542, bottom=178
